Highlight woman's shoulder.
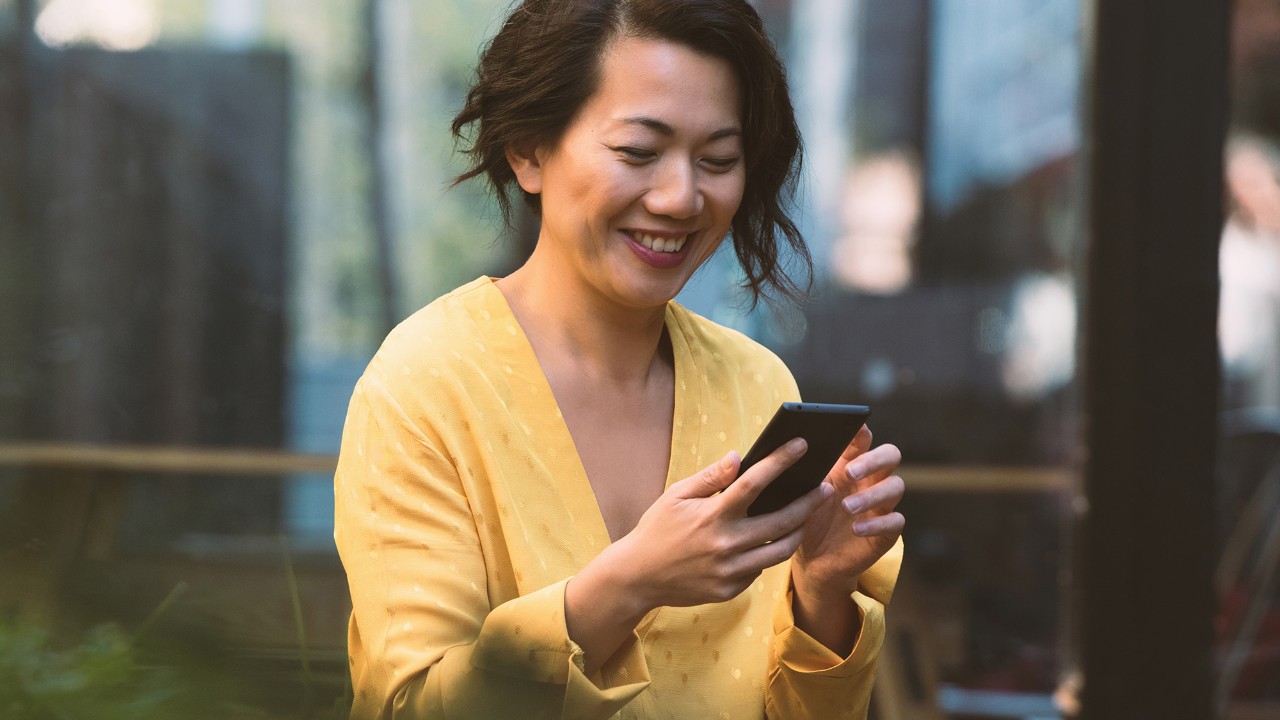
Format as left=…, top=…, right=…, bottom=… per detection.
left=357, top=277, right=504, bottom=397
left=667, top=302, right=793, bottom=382
left=374, top=277, right=496, bottom=359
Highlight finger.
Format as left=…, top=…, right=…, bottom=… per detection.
left=852, top=511, right=905, bottom=537
left=671, top=451, right=741, bottom=499
left=836, top=425, right=874, bottom=463
left=735, top=522, right=807, bottom=573
left=721, top=437, right=807, bottom=510
left=844, top=442, right=902, bottom=488
left=826, top=426, right=875, bottom=491
left=841, top=475, right=905, bottom=516
left=738, top=478, right=832, bottom=546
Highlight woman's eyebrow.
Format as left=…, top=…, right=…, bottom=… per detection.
left=617, top=116, right=742, bottom=141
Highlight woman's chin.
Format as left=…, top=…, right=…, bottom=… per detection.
left=601, top=273, right=691, bottom=310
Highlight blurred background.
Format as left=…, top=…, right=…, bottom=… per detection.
left=0, top=0, right=1276, bottom=718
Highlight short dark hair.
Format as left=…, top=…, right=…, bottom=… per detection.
left=451, top=0, right=811, bottom=305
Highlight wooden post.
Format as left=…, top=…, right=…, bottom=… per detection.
left=1080, top=1, right=1229, bottom=718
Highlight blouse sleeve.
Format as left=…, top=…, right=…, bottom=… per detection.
left=335, top=377, right=650, bottom=720
left=763, top=540, right=904, bottom=720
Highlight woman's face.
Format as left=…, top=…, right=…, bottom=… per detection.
left=511, top=36, right=746, bottom=310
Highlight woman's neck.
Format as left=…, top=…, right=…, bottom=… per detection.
left=495, top=255, right=672, bottom=390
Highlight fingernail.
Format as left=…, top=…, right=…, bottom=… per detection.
left=786, top=438, right=807, bottom=455
left=847, top=462, right=867, bottom=481
left=820, top=482, right=835, bottom=498
left=721, top=451, right=739, bottom=471
left=853, top=520, right=869, bottom=535
left=843, top=496, right=864, bottom=514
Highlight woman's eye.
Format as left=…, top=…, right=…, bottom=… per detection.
left=702, top=156, right=742, bottom=171
left=615, top=147, right=656, bottom=162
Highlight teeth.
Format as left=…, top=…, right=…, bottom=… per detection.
left=635, top=232, right=687, bottom=253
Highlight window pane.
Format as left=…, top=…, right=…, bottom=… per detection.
left=695, top=1, right=1084, bottom=716
left=1216, top=0, right=1280, bottom=714
left=0, top=0, right=1086, bottom=716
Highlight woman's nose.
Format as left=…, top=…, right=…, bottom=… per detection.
left=644, top=160, right=703, bottom=219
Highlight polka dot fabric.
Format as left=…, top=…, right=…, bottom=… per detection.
left=335, top=278, right=900, bottom=719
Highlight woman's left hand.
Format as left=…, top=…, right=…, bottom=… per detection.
left=791, top=425, right=905, bottom=608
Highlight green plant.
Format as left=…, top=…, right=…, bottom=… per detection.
left=0, top=618, right=192, bottom=720
left=0, top=582, right=266, bottom=720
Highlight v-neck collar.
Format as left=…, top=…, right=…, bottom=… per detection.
left=472, top=276, right=704, bottom=558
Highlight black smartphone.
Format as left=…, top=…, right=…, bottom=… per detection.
left=738, top=402, right=871, bottom=517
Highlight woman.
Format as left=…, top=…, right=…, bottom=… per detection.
left=335, top=1, right=906, bottom=718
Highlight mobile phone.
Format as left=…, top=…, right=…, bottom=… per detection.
left=738, top=402, right=871, bottom=517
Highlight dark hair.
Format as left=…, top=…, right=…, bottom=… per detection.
left=452, top=0, right=811, bottom=305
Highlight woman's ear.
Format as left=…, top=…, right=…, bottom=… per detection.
left=506, top=143, right=543, bottom=195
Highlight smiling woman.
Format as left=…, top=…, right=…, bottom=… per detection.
left=333, top=2, right=906, bottom=719
left=502, top=39, right=746, bottom=310
left=451, top=0, right=810, bottom=306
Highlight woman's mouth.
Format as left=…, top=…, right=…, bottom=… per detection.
left=632, top=231, right=688, bottom=254
left=624, top=230, right=693, bottom=269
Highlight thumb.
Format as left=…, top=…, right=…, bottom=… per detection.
left=673, top=451, right=740, bottom=498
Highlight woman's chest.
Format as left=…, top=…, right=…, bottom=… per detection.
left=556, top=384, right=675, bottom=542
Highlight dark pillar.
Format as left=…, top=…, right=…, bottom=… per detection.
left=1080, top=1, right=1229, bottom=718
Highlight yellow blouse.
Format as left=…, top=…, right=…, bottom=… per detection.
left=335, top=277, right=901, bottom=719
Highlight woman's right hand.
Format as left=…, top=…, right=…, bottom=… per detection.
left=608, top=440, right=832, bottom=613
left=564, top=440, right=831, bottom=675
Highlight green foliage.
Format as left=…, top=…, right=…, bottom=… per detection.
left=0, top=620, right=206, bottom=720
left=0, top=560, right=349, bottom=720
